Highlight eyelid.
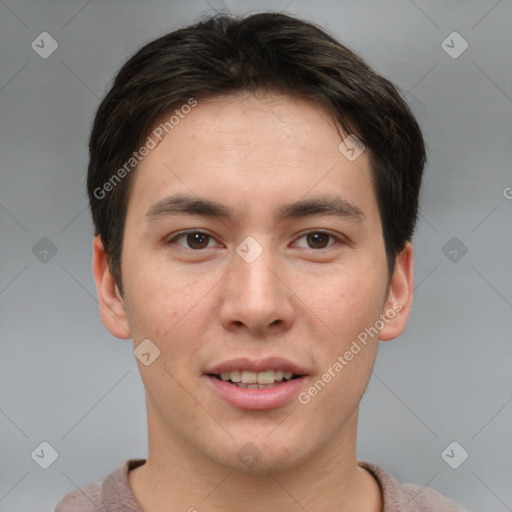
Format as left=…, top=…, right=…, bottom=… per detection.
left=167, top=229, right=345, bottom=250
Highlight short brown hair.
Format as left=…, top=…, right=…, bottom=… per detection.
left=87, top=12, right=426, bottom=292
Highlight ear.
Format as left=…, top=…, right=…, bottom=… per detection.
left=92, top=235, right=131, bottom=339
left=378, top=241, right=414, bottom=341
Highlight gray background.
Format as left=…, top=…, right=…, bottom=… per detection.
left=1, top=0, right=511, bottom=510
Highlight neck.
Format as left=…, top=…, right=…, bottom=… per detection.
left=129, top=406, right=382, bottom=512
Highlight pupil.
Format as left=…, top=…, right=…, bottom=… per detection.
left=308, top=232, right=328, bottom=249
left=188, top=232, right=208, bottom=249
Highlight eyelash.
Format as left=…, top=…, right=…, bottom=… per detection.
left=166, top=230, right=344, bottom=251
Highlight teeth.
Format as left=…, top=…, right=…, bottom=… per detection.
left=229, top=370, right=241, bottom=382
left=217, top=369, right=297, bottom=384
left=257, top=370, right=275, bottom=384
left=233, top=382, right=291, bottom=389
left=241, top=371, right=257, bottom=384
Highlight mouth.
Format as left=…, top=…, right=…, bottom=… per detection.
left=203, top=357, right=309, bottom=410
left=208, top=369, right=303, bottom=389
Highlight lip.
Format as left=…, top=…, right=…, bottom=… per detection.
left=204, top=374, right=308, bottom=410
left=205, top=356, right=309, bottom=376
left=203, top=356, right=309, bottom=411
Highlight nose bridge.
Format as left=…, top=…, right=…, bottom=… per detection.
left=233, top=235, right=281, bottom=302
left=219, top=234, right=294, bottom=332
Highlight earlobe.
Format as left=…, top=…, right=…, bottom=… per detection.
left=378, top=241, right=414, bottom=341
left=92, top=236, right=131, bottom=339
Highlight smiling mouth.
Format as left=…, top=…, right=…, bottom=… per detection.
left=209, top=369, right=303, bottom=389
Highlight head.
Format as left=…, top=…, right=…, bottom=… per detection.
left=90, top=13, right=425, bottom=473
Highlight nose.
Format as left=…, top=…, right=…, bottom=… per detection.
left=218, top=240, right=296, bottom=337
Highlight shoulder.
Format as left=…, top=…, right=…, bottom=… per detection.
left=53, top=459, right=145, bottom=512
left=395, top=481, right=469, bottom=511
left=54, top=481, right=104, bottom=512
left=359, top=461, right=470, bottom=512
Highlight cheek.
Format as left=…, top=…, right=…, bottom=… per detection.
left=122, top=257, right=179, bottom=339
left=301, top=268, right=387, bottom=406
left=306, top=269, right=387, bottom=341
left=123, top=259, right=212, bottom=364
left=344, top=278, right=385, bottom=327
left=300, top=278, right=383, bottom=428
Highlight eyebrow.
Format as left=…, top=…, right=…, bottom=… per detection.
left=145, top=193, right=365, bottom=223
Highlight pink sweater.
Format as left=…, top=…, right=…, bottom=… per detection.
left=54, top=459, right=468, bottom=511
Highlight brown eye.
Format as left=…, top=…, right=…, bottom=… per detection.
left=168, top=231, right=215, bottom=250
left=294, top=231, right=340, bottom=250
left=306, top=232, right=330, bottom=249
left=186, top=232, right=210, bottom=249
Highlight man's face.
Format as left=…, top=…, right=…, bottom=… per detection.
left=96, top=92, right=411, bottom=473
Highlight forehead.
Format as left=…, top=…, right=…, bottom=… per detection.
left=127, top=92, right=378, bottom=224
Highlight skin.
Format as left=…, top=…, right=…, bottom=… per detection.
left=93, top=91, right=414, bottom=512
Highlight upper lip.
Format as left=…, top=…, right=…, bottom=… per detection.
left=205, top=357, right=309, bottom=376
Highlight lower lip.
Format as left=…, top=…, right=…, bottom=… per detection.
left=204, top=375, right=308, bottom=410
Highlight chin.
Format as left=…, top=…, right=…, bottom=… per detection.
left=204, top=429, right=315, bottom=475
